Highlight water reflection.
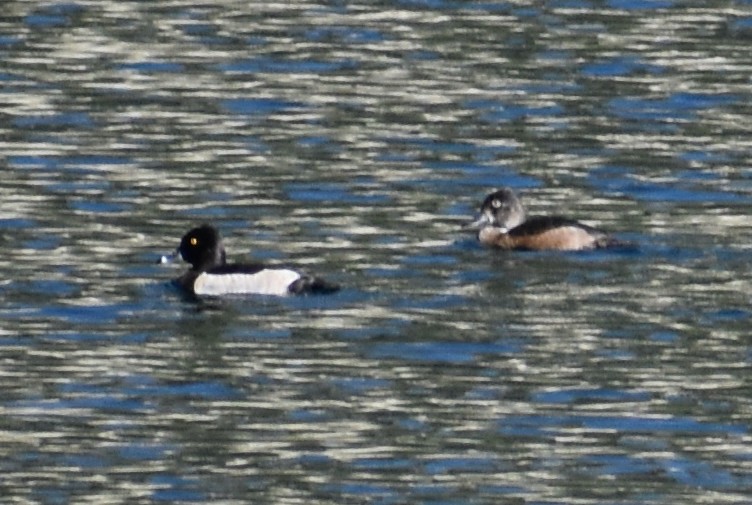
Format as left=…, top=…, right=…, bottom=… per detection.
left=2, top=0, right=752, bottom=503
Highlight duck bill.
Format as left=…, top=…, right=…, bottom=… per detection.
left=462, top=213, right=492, bottom=231
left=158, top=248, right=180, bottom=265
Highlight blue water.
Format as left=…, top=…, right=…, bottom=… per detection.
left=2, top=0, right=752, bottom=504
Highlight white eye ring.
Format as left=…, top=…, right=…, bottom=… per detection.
left=491, top=199, right=502, bottom=209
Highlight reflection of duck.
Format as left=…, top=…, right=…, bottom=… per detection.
left=161, top=224, right=339, bottom=296
left=465, top=188, right=623, bottom=251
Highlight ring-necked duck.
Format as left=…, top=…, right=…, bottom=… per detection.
left=161, top=224, right=339, bottom=296
left=465, top=188, right=623, bottom=251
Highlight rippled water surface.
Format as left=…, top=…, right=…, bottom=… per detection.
left=2, top=0, right=752, bottom=503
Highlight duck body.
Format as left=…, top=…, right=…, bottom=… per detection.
left=164, top=224, right=339, bottom=296
left=467, top=188, right=622, bottom=251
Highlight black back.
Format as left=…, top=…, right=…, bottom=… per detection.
left=508, top=215, right=603, bottom=237
left=206, top=263, right=268, bottom=275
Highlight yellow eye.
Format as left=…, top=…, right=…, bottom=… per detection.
left=190, top=237, right=198, bottom=246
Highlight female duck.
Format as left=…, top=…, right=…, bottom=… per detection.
left=465, top=188, right=622, bottom=251
left=161, top=224, right=339, bottom=296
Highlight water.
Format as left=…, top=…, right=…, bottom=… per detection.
left=2, top=0, right=752, bottom=503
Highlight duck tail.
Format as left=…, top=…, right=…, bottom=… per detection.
left=288, top=275, right=340, bottom=295
left=596, top=236, right=637, bottom=250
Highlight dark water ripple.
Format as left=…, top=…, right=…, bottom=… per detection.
left=2, top=0, right=752, bottom=503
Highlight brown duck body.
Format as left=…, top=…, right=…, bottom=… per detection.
left=478, top=216, right=617, bottom=251
left=467, top=188, right=623, bottom=251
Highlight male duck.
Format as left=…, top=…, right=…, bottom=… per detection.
left=162, top=224, right=339, bottom=296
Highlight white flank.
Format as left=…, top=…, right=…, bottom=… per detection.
left=193, top=269, right=301, bottom=296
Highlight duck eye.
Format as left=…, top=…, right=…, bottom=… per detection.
left=491, top=199, right=502, bottom=209
left=190, top=237, right=198, bottom=246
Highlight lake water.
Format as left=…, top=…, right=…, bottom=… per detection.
left=2, top=0, right=752, bottom=503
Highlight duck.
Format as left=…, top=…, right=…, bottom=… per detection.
left=161, top=224, right=339, bottom=296
left=464, top=188, right=623, bottom=251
